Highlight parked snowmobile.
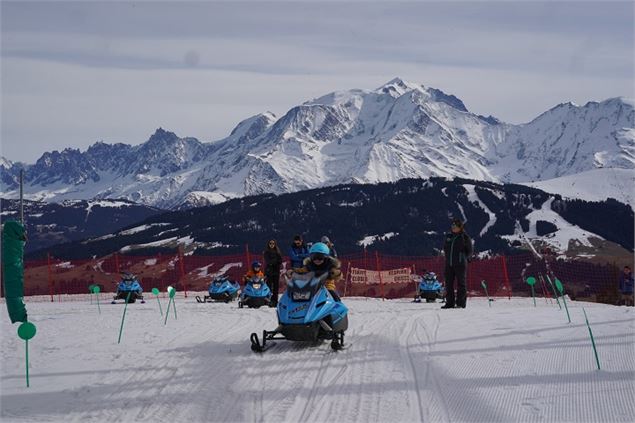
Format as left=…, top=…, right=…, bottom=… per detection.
left=239, top=276, right=272, bottom=308
left=414, top=271, right=445, bottom=303
left=196, top=275, right=240, bottom=303
left=250, top=271, right=348, bottom=352
left=112, top=272, right=145, bottom=304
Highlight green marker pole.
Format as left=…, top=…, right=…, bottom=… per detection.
left=526, top=276, right=537, bottom=307
left=583, top=308, right=601, bottom=370
left=164, top=287, right=173, bottom=325
left=17, top=322, right=36, bottom=388
left=152, top=288, right=163, bottom=316
left=555, top=279, right=571, bottom=323
left=164, top=286, right=177, bottom=325
left=117, top=290, right=132, bottom=344
left=481, top=280, right=491, bottom=307
left=545, top=274, right=561, bottom=309
left=92, top=285, right=101, bottom=314
left=89, top=284, right=94, bottom=305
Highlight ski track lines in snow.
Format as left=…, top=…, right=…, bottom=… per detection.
left=1, top=298, right=634, bottom=423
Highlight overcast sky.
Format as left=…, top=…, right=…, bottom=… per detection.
left=1, top=0, right=633, bottom=163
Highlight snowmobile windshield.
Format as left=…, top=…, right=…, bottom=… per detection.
left=249, top=277, right=265, bottom=286
left=287, top=272, right=326, bottom=301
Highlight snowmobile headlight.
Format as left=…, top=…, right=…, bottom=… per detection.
left=292, top=291, right=311, bottom=301
left=252, top=283, right=261, bottom=289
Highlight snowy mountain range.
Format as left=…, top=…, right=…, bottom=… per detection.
left=0, top=198, right=162, bottom=253
left=2, top=78, right=633, bottom=209
left=27, top=178, right=633, bottom=261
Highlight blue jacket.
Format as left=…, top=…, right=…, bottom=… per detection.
left=289, top=244, right=309, bottom=269
left=619, top=272, right=634, bottom=294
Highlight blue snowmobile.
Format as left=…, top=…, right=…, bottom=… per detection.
left=112, top=272, right=145, bottom=304
left=196, top=275, right=240, bottom=303
left=250, top=271, right=349, bottom=352
left=239, top=276, right=272, bottom=308
left=414, top=271, right=445, bottom=303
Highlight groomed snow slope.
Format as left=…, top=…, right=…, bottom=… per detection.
left=1, top=297, right=634, bottom=422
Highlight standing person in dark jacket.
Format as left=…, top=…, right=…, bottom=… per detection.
left=263, top=239, right=283, bottom=307
left=288, top=234, right=309, bottom=269
left=619, top=266, right=634, bottom=306
left=321, top=236, right=338, bottom=258
left=441, top=218, right=473, bottom=309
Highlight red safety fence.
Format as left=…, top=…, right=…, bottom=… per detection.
left=1, top=250, right=625, bottom=305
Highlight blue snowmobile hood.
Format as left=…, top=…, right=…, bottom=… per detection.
left=419, top=278, right=442, bottom=292
left=117, top=278, right=142, bottom=293
left=278, top=272, right=348, bottom=326
left=209, top=276, right=240, bottom=296
left=242, top=277, right=271, bottom=299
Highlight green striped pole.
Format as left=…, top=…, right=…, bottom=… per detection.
left=481, top=280, right=491, bottom=307
left=17, top=322, right=36, bottom=387
left=545, top=274, right=562, bottom=309
left=164, top=286, right=175, bottom=325
left=92, top=285, right=101, bottom=314
left=582, top=308, right=601, bottom=370
left=117, top=291, right=132, bottom=344
left=526, top=276, right=537, bottom=307
left=555, top=279, right=571, bottom=323
left=152, top=288, right=163, bottom=316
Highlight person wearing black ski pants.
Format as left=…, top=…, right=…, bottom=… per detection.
left=442, top=218, right=473, bottom=309
left=263, top=239, right=283, bottom=307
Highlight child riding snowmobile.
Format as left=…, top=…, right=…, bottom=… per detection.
left=414, top=271, right=445, bottom=303
left=250, top=243, right=348, bottom=352
left=196, top=274, right=240, bottom=303
left=112, top=272, right=145, bottom=304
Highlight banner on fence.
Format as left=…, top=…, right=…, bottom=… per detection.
left=350, top=267, right=411, bottom=284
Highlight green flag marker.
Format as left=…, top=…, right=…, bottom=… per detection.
left=151, top=288, right=163, bottom=316
left=17, top=321, right=36, bottom=387
left=164, top=286, right=175, bottom=325
left=526, top=276, right=537, bottom=307
left=88, top=284, right=95, bottom=304
left=555, top=278, right=571, bottom=323
left=481, top=280, right=491, bottom=307
left=582, top=308, right=601, bottom=370
left=169, top=286, right=177, bottom=320
left=117, top=290, right=132, bottom=344
left=92, top=285, right=101, bottom=314
left=545, top=274, right=561, bottom=309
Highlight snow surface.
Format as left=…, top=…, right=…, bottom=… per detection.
left=1, top=297, right=633, bottom=422
left=357, top=232, right=398, bottom=247
left=523, top=168, right=635, bottom=208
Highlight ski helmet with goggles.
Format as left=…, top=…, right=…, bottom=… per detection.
left=251, top=261, right=261, bottom=269
left=309, top=242, right=330, bottom=259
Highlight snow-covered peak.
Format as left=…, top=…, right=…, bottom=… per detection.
left=228, top=112, right=276, bottom=142
left=147, top=127, right=180, bottom=144
left=375, top=77, right=422, bottom=97
left=0, top=156, right=13, bottom=169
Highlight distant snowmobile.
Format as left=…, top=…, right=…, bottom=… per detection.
left=196, top=275, right=240, bottom=303
left=414, top=272, right=445, bottom=303
left=250, top=271, right=348, bottom=352
left=112, top=272, right=145, bottom=304
left=239, top=276, right=272, bottom=308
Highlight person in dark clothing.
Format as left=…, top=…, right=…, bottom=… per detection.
left=619, top=266, right=634, bottom=306
left=441, top=218, right=473, bottom=309
left=321, top=236, right=338, bottom=258
left=288, top=234, right=309, bottom=269
left=263, top=239, right=283, bottom=307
